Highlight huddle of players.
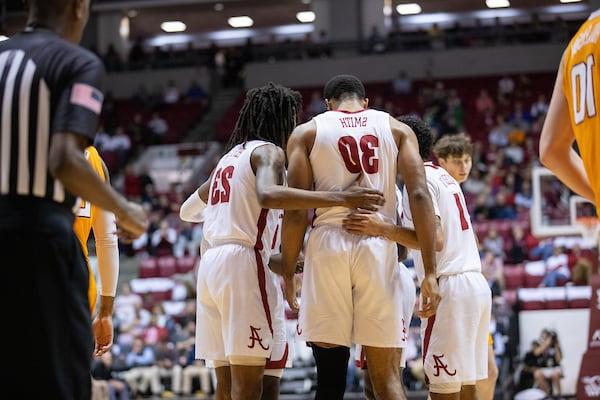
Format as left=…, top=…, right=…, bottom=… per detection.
left=182, top=75, right=492, bottom=400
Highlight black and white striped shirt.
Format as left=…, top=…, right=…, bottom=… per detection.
left=0, top=26, right=105, bottom=216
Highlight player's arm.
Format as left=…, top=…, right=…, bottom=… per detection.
left=539, top=53, right=595, bottom=203
left=252, top=144, right=384, bottom=210
left=50, top=57, right=147, bottom=239
left=280, top=123, right=314, bottom=312
left=343, top=213, right=444, bottom=251
left=179, top=178, right=211, bottom=223
left=91, top=160, right=119, bottom=356
left=392, top=117, right=440, bottom=317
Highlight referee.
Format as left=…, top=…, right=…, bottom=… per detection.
left=0, top=1, right=148, bottom=399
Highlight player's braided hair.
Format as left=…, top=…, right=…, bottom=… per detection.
left=227, top=82, right=302, bottom=150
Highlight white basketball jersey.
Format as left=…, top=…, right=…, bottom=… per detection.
left=202, top=140, right=280, bottom=262
left=401, top=163, right=481, bottom=283
left=311, top=109, right=398, bottom=227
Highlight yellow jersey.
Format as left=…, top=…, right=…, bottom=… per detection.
left=73, top=146, right=106, bottom=314
left=562, top=11, right=600, bottom=208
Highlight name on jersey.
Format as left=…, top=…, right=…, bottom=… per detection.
left=440, top=173, right=458, bottom=188
left=339, top=116, right=368, bottom=128
left=572, top=23, right=600, bottom=56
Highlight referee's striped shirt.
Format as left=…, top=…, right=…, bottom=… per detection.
left=0, top=25, right=104, bottom=215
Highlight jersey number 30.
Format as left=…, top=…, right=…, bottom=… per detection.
left=210, top=166, right=235, bottom=205
left=338, top=135, right=379, bottom=174
left=571, top=54, right=597, bottom=125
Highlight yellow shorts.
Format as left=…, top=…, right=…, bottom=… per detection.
left=87, top=262, right=97, bottom=315
left=488, top=333, right=494, bottom=346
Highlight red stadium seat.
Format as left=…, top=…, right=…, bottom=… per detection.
left=524, top=261, right=546, bottom=288
left=176, top=255, right=197, bottom=274
left=518, top=288, right=545, bottom=310
left=139, top=257, right=159, bottom=278
left=504, top=265, right=525, bottom=290
left=544, top=287, right=568, bottom=309
left=157, top=256, right=177, bottom=277
left=567, top=285, right=592, bottom=309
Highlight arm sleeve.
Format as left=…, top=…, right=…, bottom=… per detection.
left=91, top=207, right=119, bottom=296
left=180, top=191, right=207, bottom=222
left=52, top=53, right=106, bottom=142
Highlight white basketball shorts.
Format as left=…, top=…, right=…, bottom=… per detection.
left=421, top=271, right=491, bottom=386
left=355, top=262, right=416, bottom=368
left=195, top=244, right=288, bottom=369
left=298, top=226, right=406, bottom=348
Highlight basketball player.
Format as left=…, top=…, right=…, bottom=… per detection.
left=344, top=116, right=491, bottom=400
left=540, top=11, right=600, bottom=205
left=184, top=83, right=385, bottom=400
left=282, top=75, right=440, bottom=400
left=73, top=146, right=119, bottom=357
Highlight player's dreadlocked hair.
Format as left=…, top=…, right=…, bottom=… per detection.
left=397, top=115, right=433, bottom=160
left=227, top=83, right=302, bottom=151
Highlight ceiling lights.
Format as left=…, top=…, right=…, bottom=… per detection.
left=486, top=0, right=510, bottom=8
left=0, top=36, right=8, bottom=42
left=296, top=11, right=316, bottom=23
left=559, top=0, right=582, bottom=3
left=396, top=3, right=422, bottom=15
left=161, top=21, right=187, bottom=33
left=228, top=16, right=254, bottom=28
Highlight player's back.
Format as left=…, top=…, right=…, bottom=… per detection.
left=202, top=140, right=279, bottom=261
left=310, top=109, right=398, bottom=227
left=562, top=10, right=600, bottom=203
left=402, top=163, right=481, bottom=283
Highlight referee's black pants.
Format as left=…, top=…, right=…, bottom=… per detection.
left=0, top=199, right=92, bottom=399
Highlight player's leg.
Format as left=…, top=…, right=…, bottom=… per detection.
left=459, top=384, right=478, bottom=400
left=353, top=237, right=407, bottom=400
left=297, top=227, right=354, bottom=399
left=262, top=371, right=282, bottom=400
left=363, top=346, right=405, bottom=399
left=230, top=360, right=266, bottom=400
left=475, top=342, right=498, bottom=400
left=215, top=365, right=233, bottom=400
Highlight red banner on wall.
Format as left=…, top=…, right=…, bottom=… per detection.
left=577, top=274, right=600, bottom=399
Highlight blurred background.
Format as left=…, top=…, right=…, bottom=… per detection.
left=2, top=0, right=598, bottom=399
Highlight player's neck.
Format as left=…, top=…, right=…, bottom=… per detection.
left=26, top=16, right=72, bottom=42
left=334, top=100, right=365, bottom=113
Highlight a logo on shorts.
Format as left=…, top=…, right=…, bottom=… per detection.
left=248, top=326, right=269, bottom=350
left=432, top=354, right=457, bottom=377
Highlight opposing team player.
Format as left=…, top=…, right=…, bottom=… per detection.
left=344, top=116, right=491, bottom=400
left=182, top=83, right=385, bottom=400
left=540, top=10, right=600, bottom=205
left=73, top=146, right=119, bottom=357
left=282, top=75, right=439, bottom=400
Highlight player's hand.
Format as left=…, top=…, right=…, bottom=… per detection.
left=342, top=209, right=385, bottom=237
left=283, top=275, right=300, bottom=313
left=92, top=315, right=114, bottom=357
left=419, top=274, right=441, bottom=319
left=341, top=187, right=385, bottom=211
left=116, top=201, right=148, bottom=242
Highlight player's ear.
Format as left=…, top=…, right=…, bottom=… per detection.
left=325, top=99, right=332, bottom=111
left=363, top=98, right=369, bottom=109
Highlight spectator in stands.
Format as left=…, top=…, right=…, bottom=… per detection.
left=498, top=75, right=515, bottom=98
left=367, top=26, right=386, bottom=53
left=154, top=339, right=179, bottom=395
left=123, top=337, right=162, bottom=397
left=127, top=113, right=146, bottom=148
left=147, top=113, right=169, bottom=143
left=516, top=340, right=543, bottom=392
left=484, top=228, right=505, bottom=256
left=570, top=245, right=593, bottom=285
left=530, top=94, right=549, bottom=118
left=508, top=102, right=532, bottom=131
left=507, top=225, right=528, bottom=264
left=94, top=125, right=111, bottom=152
left=447, top=89, right=464, bottom=130
left=151, top=221, right=177, bottom=257
left=143, top=314, right=169, bottom=345
left=476, top=89, right=495, bottom=114
left=515, top=181, right=533, bottom=210
left=163, top=80, right=180, bottom=104
left=307, top=91, right=327, bottom=118
left=392, top=71, right=412, bottom=95
left=128, top=38, right=146, bottom=69
left=489, top=115, right=510, bottom=147
left=481, top=250, right=504, bottom=296
left=92, top=352, right=130, bottom=400
left=505, top=136, right=525, bottom=165
left=104, top=44, right=123, bottom=71
left=463, top=168, right=486, bottom=195
left=105, top=126, right=131, bottom=169
left=115, top=283, right=143, bottom=328
left=186, top=80, right=208, bottom=103
left=534, top=330, right=563, bottom=397
left=542, top=246, right=570, bottom=287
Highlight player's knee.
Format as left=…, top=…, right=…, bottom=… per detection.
left=430, top=381, right=462, bottom=395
